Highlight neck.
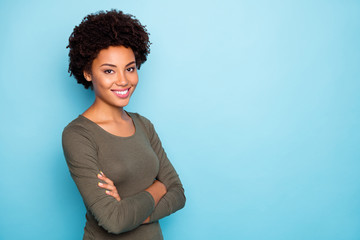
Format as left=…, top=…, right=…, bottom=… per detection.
left=84, top=98, right=128, bottom=122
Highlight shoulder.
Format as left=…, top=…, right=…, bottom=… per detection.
left=127, top=112, right=153, bottom=128
left=63, top=116, right=88, bottom=134
left=127, top=112, right=155, bottom=136
left=62, top=116, right=96, bottom=145
left=62, top=117, right=98, bottom=164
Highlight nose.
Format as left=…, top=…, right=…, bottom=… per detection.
left=115, top=72, right=128, bottom=86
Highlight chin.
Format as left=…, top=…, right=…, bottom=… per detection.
left=115, top=99, right=131, bottom=108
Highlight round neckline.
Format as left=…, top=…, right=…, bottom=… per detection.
left=78, top=111, right=137, bottom=139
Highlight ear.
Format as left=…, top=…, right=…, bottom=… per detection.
left=83, top=70, right=92, bottom=82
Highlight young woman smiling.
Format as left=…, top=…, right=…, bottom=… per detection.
left=62, top=10, right=186, bottom=240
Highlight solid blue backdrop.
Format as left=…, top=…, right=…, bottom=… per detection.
left=0, top=0, right=359, bottom=239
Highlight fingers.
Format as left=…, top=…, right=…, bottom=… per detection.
left=97, top=182, right=117, bottom=191
left=97, top=171, right=121, bottom=201
left=97, top=173, right=115, bottom=191
left=98, top=172, right=115, bottom=186
left=105, top=189, right=121, bottom=201
left=99, top=171, right=105, bottom=177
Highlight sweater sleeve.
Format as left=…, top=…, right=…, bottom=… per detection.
left=62, top=125, right=155, bottom=234
left=140, top=118, right=186, bottom=222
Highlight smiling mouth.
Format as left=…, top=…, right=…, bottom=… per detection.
left=111, top=88, right=130, bottom=98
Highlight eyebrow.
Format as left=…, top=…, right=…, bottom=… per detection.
left=100, top=61, right=136, bottom=68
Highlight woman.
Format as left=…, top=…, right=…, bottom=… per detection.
left=62, top=10, right=186, bottom=239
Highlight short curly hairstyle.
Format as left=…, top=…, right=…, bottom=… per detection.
left=67, top=9, right=151, bottom=89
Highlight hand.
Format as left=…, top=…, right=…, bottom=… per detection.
left=97, top=171, right=121, bottom=201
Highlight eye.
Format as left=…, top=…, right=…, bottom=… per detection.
left=104, top=69, right=114, bottom=74
left=127, top=67, right=135, bottom=72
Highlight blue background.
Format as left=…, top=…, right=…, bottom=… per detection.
left=1, top=0, right=359, bottom=239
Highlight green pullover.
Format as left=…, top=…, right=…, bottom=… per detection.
left=62, top=112, right=185, bottom=239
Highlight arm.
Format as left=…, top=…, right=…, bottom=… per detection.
left=62, top=125, right=156, bottom=234
left=143, top=119, right=186, bottom=223
left=98, top=172, right=167, bottom=207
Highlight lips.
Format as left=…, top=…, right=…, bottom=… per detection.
left=111, top=88, right=130, bottom=98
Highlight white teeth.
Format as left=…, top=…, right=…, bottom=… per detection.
left=115, top=90, right=128, bottom=95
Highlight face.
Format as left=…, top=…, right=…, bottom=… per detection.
left=84, top=46, right=138, bottom=108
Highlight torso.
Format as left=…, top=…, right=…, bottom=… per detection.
left=76, top=113, right=160, bottom=197
left=66, top=112, right=163, bottom=239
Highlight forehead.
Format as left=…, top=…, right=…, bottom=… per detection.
left=94, top=46, right=135, bottom=64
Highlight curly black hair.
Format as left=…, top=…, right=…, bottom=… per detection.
left=67, top=9, right=151, bottom=89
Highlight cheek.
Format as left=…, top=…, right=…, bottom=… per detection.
left=91, top=77, right=113, bottom=97
left=93, top=76, right=113, bottom=88
left=131, top=74, right=139, bottom=86
left=133, top=78, right=139, bottom=87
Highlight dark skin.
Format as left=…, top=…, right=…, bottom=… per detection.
left=82, top=46, right=167, bottom=223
